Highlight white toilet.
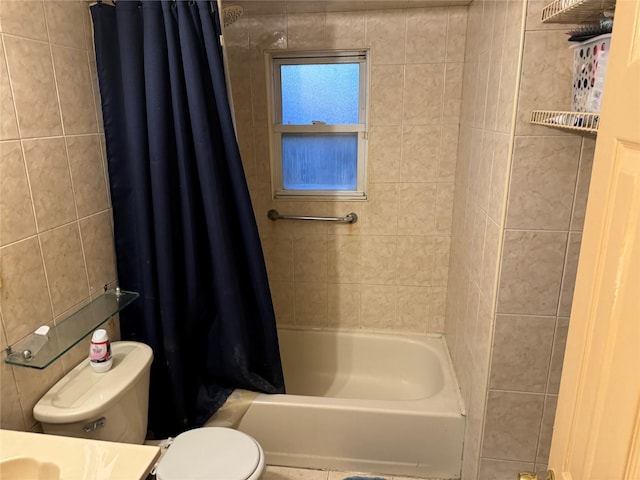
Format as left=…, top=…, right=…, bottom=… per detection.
left=33, top=341, right=265, bottom=480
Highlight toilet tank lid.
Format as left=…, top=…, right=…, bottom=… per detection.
left=33, top=341, right=153, bottom=424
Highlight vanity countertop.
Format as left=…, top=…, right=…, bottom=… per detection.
left=0, top=429, right=161, bottom=480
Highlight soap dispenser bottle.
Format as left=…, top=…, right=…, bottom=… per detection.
left=89, top=329, right=112, bottom=373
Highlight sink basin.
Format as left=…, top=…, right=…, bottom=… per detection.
left=0, top=457, right=60, bottom=480
left=0, top=430, right=160, bottom=480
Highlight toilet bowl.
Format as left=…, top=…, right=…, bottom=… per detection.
left=155, top=427, right=264, bottom=480
left=33, top=341, right=265, bottom=480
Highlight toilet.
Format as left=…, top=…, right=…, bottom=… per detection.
left=33, top=341, right=265, bottom=480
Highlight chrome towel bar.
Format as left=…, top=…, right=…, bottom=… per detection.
left=267, top=209, right=358, bottom=224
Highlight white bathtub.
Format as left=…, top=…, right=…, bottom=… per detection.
left=208, top=328, right=465, bottom=478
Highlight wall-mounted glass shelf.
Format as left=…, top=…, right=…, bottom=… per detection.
left=531, top=110, right=599, bottom=134
left=542, top=0, right=616, bottom=24
left=4, top=289, right=139, bottom=369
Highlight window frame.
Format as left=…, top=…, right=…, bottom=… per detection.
left=265, top=49, right=369, bottom=200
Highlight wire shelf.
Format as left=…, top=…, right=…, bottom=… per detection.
left=542, top=0, right=616, bottom=23
left=530, top=110, right=599, bottom=134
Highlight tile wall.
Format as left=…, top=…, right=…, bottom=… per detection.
left=480, top=1, right=595, bottom=476
left=224, top=6, right=468, bottom=335
left=446, top=0, right=596, bottom=478
left=445, top=1, right=527, bottom=478
left=0, top=1, right=118, bottom=432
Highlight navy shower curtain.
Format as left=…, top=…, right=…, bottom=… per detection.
left=90, top=0, right=284, bottom=438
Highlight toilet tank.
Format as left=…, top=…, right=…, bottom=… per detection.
left=33, top=341, right=153, bottom=444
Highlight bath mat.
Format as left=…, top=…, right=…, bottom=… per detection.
left=343, top=477, right=389, bottom=480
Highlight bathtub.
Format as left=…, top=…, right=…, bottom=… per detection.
left=207, top=328, right=465, bottom=478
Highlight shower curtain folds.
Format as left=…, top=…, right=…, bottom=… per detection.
left=90, top=0, right=284, bottom=438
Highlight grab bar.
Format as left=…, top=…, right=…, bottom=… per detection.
left=267, top=209, right=358, bottom=224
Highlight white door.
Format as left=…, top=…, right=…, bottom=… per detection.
left=546, top=1, right=640, bottom=479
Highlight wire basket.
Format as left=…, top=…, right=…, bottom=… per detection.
left=571, top=33, right=611, bottom=113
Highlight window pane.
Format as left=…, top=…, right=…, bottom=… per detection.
left=282, top=134, right=357, bottom=190
left=281, top=63, right=359, bottom=125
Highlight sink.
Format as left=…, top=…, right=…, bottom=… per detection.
left=0, top=457, right=60, bottom=480
left=0, top=430, right=160, bottom=480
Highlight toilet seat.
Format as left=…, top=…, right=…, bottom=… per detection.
left=155, top=427, right=264, bottom=480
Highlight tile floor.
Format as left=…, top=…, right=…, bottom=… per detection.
left=146, top=441, right=435, bottom=479
left=263, top=465, right=434, bottom=480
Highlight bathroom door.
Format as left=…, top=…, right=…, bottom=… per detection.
left=546, top=1, right=640, bottom=479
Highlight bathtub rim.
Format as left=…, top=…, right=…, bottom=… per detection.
left=272, top=327, right=467, bottom=416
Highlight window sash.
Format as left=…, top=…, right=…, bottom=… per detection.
left=281, top=133, right=358, bottom=191
left=273, top=53, right=367, bottom=128
left=272, top=130, right=367, bottom=198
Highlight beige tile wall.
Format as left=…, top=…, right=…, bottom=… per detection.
left=445, top=1, right=526, bottom=478
left=446, top=0, right=597, bottom=478
left=479, top=0, right=595, bottom=474
left=0, top=1, right=118, bottom=432
left=224, top=6, right=468, bottom=335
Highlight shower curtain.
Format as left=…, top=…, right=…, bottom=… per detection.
left=90, top=0, right=284, bottom=438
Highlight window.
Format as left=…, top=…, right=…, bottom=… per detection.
left=266, top=50, right=369, bottom=199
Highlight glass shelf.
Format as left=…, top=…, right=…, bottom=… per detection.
left=5, top=289, right=139, bottom=369
left=542, top=0, right=616, bottom=24
left=531, top=110, right=599, bottom=134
